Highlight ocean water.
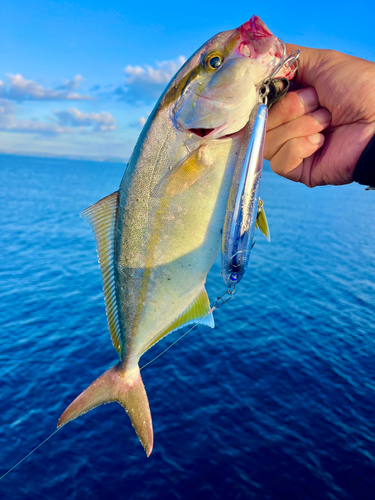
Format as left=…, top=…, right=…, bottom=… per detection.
left=0, top=153, right=374, bottom=500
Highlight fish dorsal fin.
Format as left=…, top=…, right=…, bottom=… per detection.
left=81, top=192, right=121, bottom=355
left=165, top=147, right=211, bottom=197
left=145, top=287, right=214, bottom=352
left=255, top=198, right=271, bottom=242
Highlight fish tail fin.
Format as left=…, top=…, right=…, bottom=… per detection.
left=57, top=363, right=153, bottom=456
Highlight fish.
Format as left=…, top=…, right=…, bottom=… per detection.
left=58, top=15, right=291, bottom=456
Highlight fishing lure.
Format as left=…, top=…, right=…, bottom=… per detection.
left=221, top=48, right=300, bottom=289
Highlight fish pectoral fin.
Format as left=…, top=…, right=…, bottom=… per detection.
left=164, top=146, right=212, bottom=197
left=145, top=287, right=214, bottom=352
left=255, top=198, right=271, bottom=242
left=81, top=191, right=122, bottom=355
left=58, top=364, right=153, bottom=456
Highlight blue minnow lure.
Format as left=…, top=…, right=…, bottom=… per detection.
left=221, top=47, right=300, bottom=289
left=221, top=102, right=268, bottom=288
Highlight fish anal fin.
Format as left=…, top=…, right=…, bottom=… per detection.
left=255, top=198, right=271, bottom=242
left=165, top=147, right=211, bottom=197
left=145, top=287, right=214, bottom=352
left=81, top=192, right=122, bottom=355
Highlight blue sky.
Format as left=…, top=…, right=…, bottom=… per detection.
left=1, top=0, right=374, bottom=160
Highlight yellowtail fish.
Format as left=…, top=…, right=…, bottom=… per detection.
left=58, top=15, right=291, bottom=456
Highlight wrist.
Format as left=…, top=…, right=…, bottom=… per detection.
left=353, top=133, right=375, bottom=188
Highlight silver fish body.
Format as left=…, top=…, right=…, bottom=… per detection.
left=58, top=15, right=290, bottom=456
left=116, top=109, right=242, bottom=365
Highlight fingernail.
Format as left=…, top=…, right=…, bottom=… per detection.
left=308, top=133, right=324, bottom=145
left=297, top=87, right=318, bottom=108
left=312, top=108, right=331, bottom=126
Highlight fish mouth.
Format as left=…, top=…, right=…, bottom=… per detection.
left=188, top=128, right=215, bottom=138
left=186, top=92, right=246, bottom=139
left=188, top=124, right=246, bottom=140
left=184, top=91, right=249, bottom=140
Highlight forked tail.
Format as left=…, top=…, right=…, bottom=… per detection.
left=57, top=364, right=153, bottom=456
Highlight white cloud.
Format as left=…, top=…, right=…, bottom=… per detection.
left=6, top=120, right=71, bottom=134
left=0, top=98, right=71, bottom=134
left=124, top=56, right=186, bottom=85
left=3, top=74, right=92, bottom=101
left=0, top=99, right=115, bottom=135
left=117, top=56, right=186, bottom=103
left=57, top=75, right=83, bottom=91
left=54, top=108, right=116, bottom=131
left=128, top=115, right=150, bottom=129
left=0, top=98, right=15, bottom=115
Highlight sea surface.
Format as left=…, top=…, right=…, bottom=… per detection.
left=0, top=153, right=374, bottom=500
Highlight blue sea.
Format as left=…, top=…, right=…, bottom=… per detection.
left=0, top=153, right=374, bottom=499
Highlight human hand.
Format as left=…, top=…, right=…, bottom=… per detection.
left=264, top=44, right=375, bottom=187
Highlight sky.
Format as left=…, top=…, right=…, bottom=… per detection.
left=1, top=0, right=375, bottom=161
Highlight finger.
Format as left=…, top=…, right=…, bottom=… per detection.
left=265, top=107, right=331, bottom=159
left=270, top=134, right=325, bottom=185
left=267, top=87, right=320, bottom=131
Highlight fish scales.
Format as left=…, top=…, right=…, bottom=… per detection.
left=117, top=122, right=242, bottom=360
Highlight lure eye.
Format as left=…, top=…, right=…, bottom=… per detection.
left=204, top=52, right=223, bottom=72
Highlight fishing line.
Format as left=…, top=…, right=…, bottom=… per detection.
left=0, top=429, right=61, bottom=481
left=0, top=288, right=234, bottom=482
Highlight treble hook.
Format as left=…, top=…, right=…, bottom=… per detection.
left=268, top=42, right=300, bottom=80
left=258, top=43, right=300, bottom=107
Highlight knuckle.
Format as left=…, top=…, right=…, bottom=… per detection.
left=275, top=92, right=298, bottom=117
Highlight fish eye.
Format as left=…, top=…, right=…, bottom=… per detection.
left=204, top=52, right=223, bottom=72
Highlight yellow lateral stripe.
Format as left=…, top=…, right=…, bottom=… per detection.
left=131, top=193, right=171, bottom=342
left=159, top=64, right=201, bottom=110
left=81, top=192, right=121, bottom=355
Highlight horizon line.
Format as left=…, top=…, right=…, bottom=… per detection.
left=0, top=150, right=128, bottom=164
